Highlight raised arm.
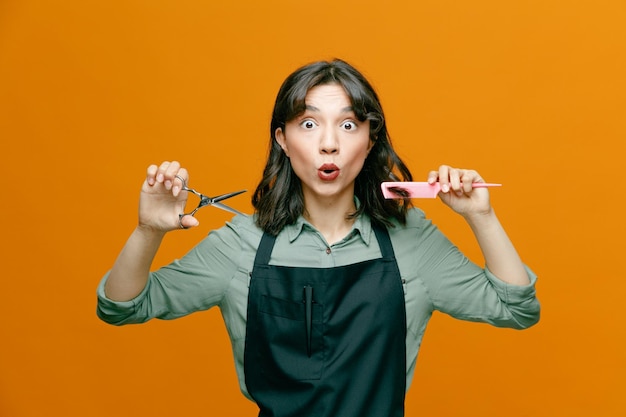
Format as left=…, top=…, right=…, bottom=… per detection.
left=104, top=161, right=199, bottom=301
left=429, top=165, right=530, bottom=286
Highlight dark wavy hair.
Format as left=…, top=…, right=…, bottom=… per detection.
left=252, top=59, right=413, bottom=235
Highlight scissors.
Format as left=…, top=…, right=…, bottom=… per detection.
left=175, top=175, right=247, bottom=228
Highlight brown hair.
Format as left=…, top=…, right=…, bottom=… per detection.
left=252, top=59, right=412, bottom=235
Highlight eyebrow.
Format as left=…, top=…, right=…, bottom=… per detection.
left=305, top=105, right=354, bottom=113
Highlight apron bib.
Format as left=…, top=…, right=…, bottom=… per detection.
left=244, top=224, right=406, bottom=417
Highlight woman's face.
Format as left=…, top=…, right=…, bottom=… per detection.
left=276, top=83, right=372, bottom=205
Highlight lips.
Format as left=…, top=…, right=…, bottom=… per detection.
left=318, top=163, right=340, bottom=181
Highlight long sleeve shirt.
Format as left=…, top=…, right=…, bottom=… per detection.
left=97, top=208, right=540, bottom=400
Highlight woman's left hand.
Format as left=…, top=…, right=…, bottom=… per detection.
left=428, top=165, right=493, bottom=219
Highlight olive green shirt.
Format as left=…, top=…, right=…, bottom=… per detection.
left=97, top=208, right=540, bottom=400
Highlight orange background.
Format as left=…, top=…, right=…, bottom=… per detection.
left=1, top=1, right=624, bottom=416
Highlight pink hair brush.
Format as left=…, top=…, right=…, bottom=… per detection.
left=381, top=182, right=502, bottom=199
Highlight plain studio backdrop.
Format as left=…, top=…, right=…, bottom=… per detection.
left=1, top=1, right=624, bottom=416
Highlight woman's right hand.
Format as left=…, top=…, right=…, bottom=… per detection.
left=138, top=161, right=199, bottom=233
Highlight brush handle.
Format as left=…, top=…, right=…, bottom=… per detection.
left=465, top=183, right=502, bottom=188
left=381, top=181, right=502, bottom=199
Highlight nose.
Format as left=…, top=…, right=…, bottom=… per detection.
left=319, top=127, right=338, bottom=154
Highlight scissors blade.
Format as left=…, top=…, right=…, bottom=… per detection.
left=211, top=189, right=247, bottom=203
left=211, top=201, right=245, bottom=216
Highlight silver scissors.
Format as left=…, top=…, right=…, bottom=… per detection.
left=175, top=175, right=246, bottom=228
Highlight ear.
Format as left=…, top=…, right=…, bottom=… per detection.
left=366, top=138, right=375, bottom=154
left=275, top=127, right=289, bottom=157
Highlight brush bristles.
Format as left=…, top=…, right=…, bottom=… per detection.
left=386, top=186, right=409, bottom=198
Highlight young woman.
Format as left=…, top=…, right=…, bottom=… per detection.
left=97, top=59, right=540, bottom=417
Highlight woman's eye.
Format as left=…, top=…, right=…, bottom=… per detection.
left=301, top=120, right=316, bottom=129
left=342, top=121, right=357, bottom=131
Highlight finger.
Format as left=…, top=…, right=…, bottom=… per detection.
left=164, top=160, right=181, bottom=182
left=156, top=161, right=171, bottom=184
left=146, top=164, right=158, bottom=186
left=438, top=165, right=451, bottom=193
left=179, top=214, right=200, bottom=230
left=172, top=167, right=189, bottom=197
left=450, top=168, right=464, bottom=194
left=427, top=170, right=439, bottom=184
left=461, top=170, right=480, bottom=194
left=162, top=161, right=181, bottom=191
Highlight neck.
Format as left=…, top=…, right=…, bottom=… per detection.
left=303, top=194, right=357, bottom=245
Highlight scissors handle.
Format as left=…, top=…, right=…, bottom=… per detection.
left=175, top=176, right=247, bottom=218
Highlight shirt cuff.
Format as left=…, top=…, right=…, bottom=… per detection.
left=96, top=271, right=150, bottom=325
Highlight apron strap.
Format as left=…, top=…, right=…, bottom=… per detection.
left=372, top=223, right=396, bottom=260
left=254, top=232, right=277, bottom=266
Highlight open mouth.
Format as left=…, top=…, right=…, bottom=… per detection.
left=318, top=164, right=340, bottom=181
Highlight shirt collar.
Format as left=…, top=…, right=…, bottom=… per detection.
left=283, top=198, right=373, bottom=246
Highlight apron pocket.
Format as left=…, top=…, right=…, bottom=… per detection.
left=259, top=295, right=325, bottom=380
